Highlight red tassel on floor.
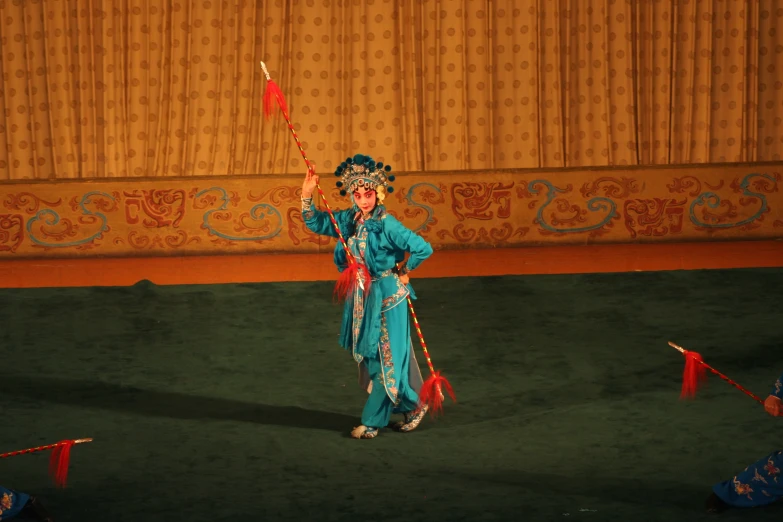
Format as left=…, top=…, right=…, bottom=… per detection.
left=680, top=350, right=708, bottom=399
left=262, top=79, right=289, bottom=119
left=48, top=440, right=75, bottom=488
left=333, top=261, right=371, bottom=303
left=418, top=371, right=456, bottom=416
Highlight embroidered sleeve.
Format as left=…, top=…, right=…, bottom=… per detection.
left=384, top=216, right=433, bottom=272
left=771, top=373, right=783, bottom=399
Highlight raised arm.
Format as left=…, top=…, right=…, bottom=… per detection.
left=300, top=168, right=341, bottom=237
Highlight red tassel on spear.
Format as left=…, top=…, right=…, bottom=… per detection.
left=1, top=438, right=93, bottom=488
left=261, top=60, right=455, bottom=415
left=678, top=348, right=708, bottom=399
left=668, top=341, right=764, bottom=405
left=260, top=60, right=368, bottom=302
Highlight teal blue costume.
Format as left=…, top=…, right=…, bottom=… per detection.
left=301, top=154, right=433, bottom=438
left=0, top=486, right=28, bottom=519
left=0, top=486, right=51, bottom=521
left=708, top=372, right=783, bottom=511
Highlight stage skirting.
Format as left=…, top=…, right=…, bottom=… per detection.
left=1, top=162, right=782, bottom=259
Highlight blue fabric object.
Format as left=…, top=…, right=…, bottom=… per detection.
left=713, top=450, right=783, bottom=508
left=771, top=371, right=783, bottom=399
left=0, top=485, right=29, bottom=520
left=302, top=195, right=432, bottom=426
left=302, top=200, right=432, bottom=359
left=359, top=306, right=421, bottom=428
left=712, top=371, right=783, bottom=507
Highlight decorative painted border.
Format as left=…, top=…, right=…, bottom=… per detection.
left=1, top=163, right=781, bottom=258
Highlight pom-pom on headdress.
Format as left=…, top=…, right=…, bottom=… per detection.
left=334, top=154, right=395, bottom=197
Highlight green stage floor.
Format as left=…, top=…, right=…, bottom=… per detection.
left=1, top=268, right=782, bottom=521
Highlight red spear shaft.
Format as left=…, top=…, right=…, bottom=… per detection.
left=669, top=341, right=764, bottom=404
left=259, top=61, right=368, bottom=302
left=1, top=438, right=93, bottom=488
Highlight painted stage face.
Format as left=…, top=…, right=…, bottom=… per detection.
left=353, top=186, right=377, bottom=215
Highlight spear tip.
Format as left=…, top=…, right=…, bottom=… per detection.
left=259, top=61, right=271, bottom=80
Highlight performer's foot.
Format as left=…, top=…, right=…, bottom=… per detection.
left=21, top=496, right=54, bottom=522
left=390, top=410, right=413, bottom=430
left=350, top=425, right=379, bottom=439
left=397, top=404, right=428, bottom=433
left=705, top=492, right=729, bottom=514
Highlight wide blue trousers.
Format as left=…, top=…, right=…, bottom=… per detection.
left=359, top=301, right=422, bottom=428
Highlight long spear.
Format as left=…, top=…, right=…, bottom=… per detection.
left=260, top=61, right=455, bottom=414
left=401, top=277, right=454, bottom=415
left=1, top=438, right=93, bottom=488
left=259, top=61, right=367, bottom=300
left=669, top=341, right=764, bottom=405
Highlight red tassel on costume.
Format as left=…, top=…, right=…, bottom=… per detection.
left=262, top=79, right=289, bottom=119
left=418, top=371, right=456, bottom=416
left=333, top=261, right=371, bottom=303
left=680, top=350, right=708, bottom=399
left=48, top=440, right=75, bottom=488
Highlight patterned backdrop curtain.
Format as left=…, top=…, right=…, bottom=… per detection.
left=0, top=0, right=781, bottom=180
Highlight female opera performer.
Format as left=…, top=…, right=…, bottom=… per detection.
left=300, top=154, right=433, bottom=440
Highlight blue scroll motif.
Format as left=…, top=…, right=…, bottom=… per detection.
left=404, top=183, right=442, bottom=233
left=26, top=191, right=114, bottom=248
left=690, top=173, right=776, bottom=229
left=528, top=179, right=616, bottom=233
left=196, top=187, right=282, bottom=241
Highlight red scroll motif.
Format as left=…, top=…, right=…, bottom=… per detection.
left=4, top=193, right=62, bottom=214
left=248, top=186, right=301, bottom=206
left=123, top=189, right=187, bottom=228
left=623, top=198, right=687, bottom=239
left=581, top=177, right=639, bottom=199
left=436, top=181, right=526, bottom=244
left=451, top=182, right=514, bottom=221
left=126, top=231, right=200, bottom=250
left=0, top=214, right=24, bottom=252
left=436, top=223, right=529, bottom=243
left=667, top=176, right=725, bottom=197
left=287, top=207, right=330, bottom=246
left=119, top=189, right=198, bottom=250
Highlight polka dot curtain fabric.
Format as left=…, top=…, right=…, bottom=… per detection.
left=0, top=0, right=781, bottom=180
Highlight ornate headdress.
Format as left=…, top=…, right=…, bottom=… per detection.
left=334, top=154, right=395, bottom=197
